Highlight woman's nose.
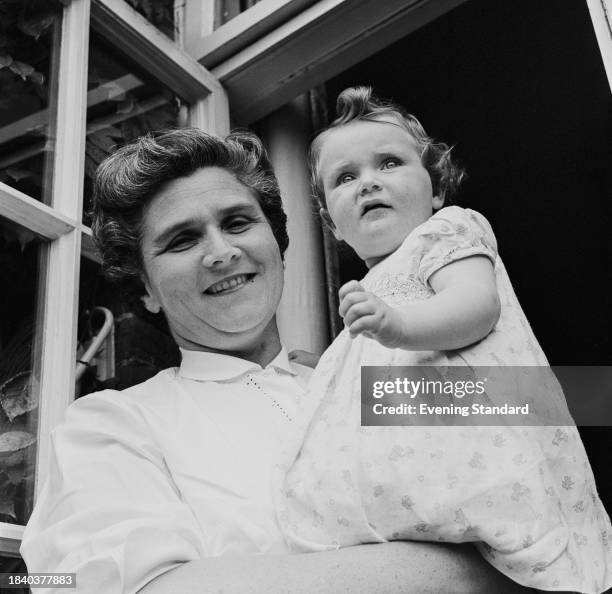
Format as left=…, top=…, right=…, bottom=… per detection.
left=201, top=234, right=241, bottom=268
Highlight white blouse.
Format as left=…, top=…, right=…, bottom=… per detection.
left=21, top=347, right=313, bottom=594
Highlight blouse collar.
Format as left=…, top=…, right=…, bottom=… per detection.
left=178, top=345, right=297, bottom=381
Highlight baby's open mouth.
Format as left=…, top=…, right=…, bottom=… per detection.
left=205, top=273, right=255, bottom=295
left=361, top=201, right=391, bottom=216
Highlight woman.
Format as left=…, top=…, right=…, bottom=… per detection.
left=21, top=129, right=529, bottom=593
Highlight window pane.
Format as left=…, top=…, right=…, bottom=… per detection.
left=0, top=216, right=43, bottom=527
left=76, top=257, right=179, bottom=398
left=0, top=556, right=28, bottom=593
left=0, top=1, right=61, bottom=204
left=83, top=31, right=189, bottom=223
left=216, top=0, right=262, bottom=28
left=124, top=0, right=176, bottom=40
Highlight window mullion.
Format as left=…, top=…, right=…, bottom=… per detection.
left=189, top=93, right=230, bottom=136
left=34, top=0, right=91, bottom=499
left=0, top=183, right=76, bottom=240
left=91, top=0, right=221, bottom=103
left=586, top=0, right=612, bottom=93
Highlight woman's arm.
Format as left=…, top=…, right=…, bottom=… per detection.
left=339, top=256, right=500, bottom=351
left=139, top=541, right=530, bottom=594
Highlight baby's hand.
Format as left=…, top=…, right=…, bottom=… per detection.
left=338, top=281, right=403, bottom=348
left=288, top=349, right=320, bottom=369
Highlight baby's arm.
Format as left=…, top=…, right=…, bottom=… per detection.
left=340, top=255, right=500, bottom=351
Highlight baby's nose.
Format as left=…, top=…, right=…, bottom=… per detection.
left=359, top=174, right=382, bottom=194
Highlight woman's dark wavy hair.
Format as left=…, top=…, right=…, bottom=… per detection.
left=91, top=128, right=288, bottom=296
left=310, top=86, right=465, bottom=210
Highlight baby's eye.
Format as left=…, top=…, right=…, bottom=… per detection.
left=337, top=172, right=355, bottom=185
left=382, top=158, right=401, bottom=169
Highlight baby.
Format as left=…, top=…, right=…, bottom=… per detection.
left=278, top=87, right=612, bottom=593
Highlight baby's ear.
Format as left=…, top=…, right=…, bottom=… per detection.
left=432, top=194, right=445, bottom=210
left=319, top=208, right=343, bottom=241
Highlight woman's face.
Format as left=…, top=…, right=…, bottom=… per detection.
left=139, top=166, right=284, bottom=355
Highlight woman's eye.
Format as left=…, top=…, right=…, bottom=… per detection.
left=382, top=158, right=401, bottom=169
left=166, top=234, right=196, bottom=252
left=226, top=218, right=251, bottom=232
left=337, top=173, right=355, bottom=185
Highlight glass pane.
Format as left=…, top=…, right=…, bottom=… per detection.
left=0, top=216, right=43, bottom=527
left=0, top=556, right=28, bottom=594
left=0, top=1, right=62, bottom=203
left=124, top=0, right=176, bottom=40
left=216, top=0, right=262, bottom=28
left=76, top=257, right=179, bottom=398
left=83, top=31, right=189, bottom=224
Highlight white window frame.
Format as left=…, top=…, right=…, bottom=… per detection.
left=201, top=0, right=469, bottom=124
left=586, top=0, right=612, bottom=92
left=0, top=0, right=227, bottom=556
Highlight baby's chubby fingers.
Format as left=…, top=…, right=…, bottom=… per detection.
left=338, top=281, right=368, bottom=319
left=343, top=299, right=377, bottom=329
left=346, top=315, right=379, bottom=339
left=338, top=280, right=365, bottom=301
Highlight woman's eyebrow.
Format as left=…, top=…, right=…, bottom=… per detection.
left=221, top=203, right=259, bottom=217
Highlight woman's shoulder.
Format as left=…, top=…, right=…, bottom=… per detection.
left=64, top=367, right=180, bottom=431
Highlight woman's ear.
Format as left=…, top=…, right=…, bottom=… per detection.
left=432, top=194, right=445, bottom=210
left=319, top=208, right=343, bottom=241
left=141, top=278, right=161, bottom=314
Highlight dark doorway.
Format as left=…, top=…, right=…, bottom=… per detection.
left=324, top=0, right=612, bottom=507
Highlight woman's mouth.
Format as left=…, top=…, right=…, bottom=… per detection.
left=205, top=274, right=255, bottom=295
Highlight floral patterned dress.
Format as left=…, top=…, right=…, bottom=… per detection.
left=278, top=207, right=612, bottom=593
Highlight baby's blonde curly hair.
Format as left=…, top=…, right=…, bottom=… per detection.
left=310, top=86, right=465, bottom=210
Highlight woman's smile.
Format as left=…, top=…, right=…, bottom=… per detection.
left=205, top=273, right=256, bottom=295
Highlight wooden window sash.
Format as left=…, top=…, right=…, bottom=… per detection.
left=586, top=0, right=612, bottom=92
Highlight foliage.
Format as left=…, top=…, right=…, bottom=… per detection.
left=0, top=0, right=62, bottom=95
left=124, top=0, right=175, bottom=39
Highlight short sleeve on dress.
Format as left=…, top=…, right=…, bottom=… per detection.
left=20, top=391, right=207, bottom=594
left=416, top=206, right=498, bottom=286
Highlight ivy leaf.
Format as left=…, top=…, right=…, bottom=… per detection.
left=0, top=498, right=16, bottom=523
left=0, top=430, right=36, bottom=470
left=27, top=70, right=45, bottom=86
left=9, top=60, right=34, bottom=80
left=116, top=96, right=135, bottom=115
left=18, top=14, right=57, bottom=40
left=5, top=466, right=27, bottom=485
left=0, top=372, right=37, bottom=421
left=0, top=431, right=36, bottom=454
left=103, top=81, right=127, bottom=102
left=141, top=0, right=155, bottom=20
left=6, top=168, right=34, bottom=182
left=88, top=126, right=122, bottom=152
left=0, top=53, right=13, bottom=68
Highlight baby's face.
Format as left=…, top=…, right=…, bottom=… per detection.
left=318, top=119, right=443, bottom=268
